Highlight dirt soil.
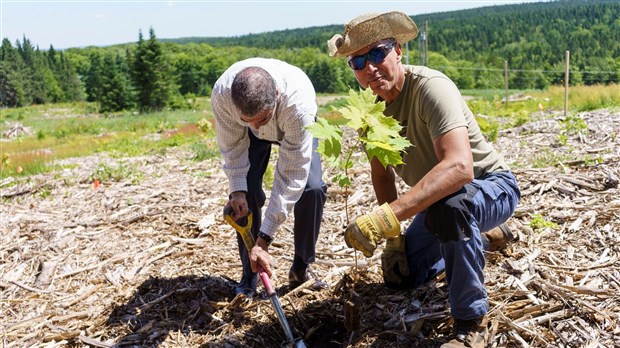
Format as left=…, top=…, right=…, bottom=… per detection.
left=1, top=107, right=619, bottom=348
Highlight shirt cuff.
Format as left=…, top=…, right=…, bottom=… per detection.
left=229, top=177, right=248, bottom=194
left=260, top=217, right=279, bottom=239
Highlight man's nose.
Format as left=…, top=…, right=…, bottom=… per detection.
left=366, top=61, right=379, bottom=72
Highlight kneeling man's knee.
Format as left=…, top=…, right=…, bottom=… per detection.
left=425, top=187, right=476, bottom=241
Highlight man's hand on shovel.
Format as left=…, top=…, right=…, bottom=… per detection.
left=224, top=205, right=307, bottom=348
left=223, top=204, right=272, bottom=277
left=249, top=240, right=272, bottom=277
left=227, top=192, right=249, bottom=221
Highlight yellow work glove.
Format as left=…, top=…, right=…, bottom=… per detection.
left=344, top=203, right=400, bottom=257
left=381, top=235, right=410, bottom=289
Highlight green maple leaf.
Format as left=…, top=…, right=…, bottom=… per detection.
left=340, top=88, right=385, bottom=131
left=333, top=173, right=352, bottom=187
left=363, top=139, right=398, bottom=152
left=387, top=137, right=413, bottom=152
left=306, top=117, right=342, bottom=160
left=365, top=142, right=406, bottom=167
left=321, top=153, right=341, bottom=168
left=366, top=114, right=403, bottom=142
left=308, top=88, right=413, bottom=192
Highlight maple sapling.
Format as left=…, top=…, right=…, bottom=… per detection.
left=307, top=88, right=412, bottom=224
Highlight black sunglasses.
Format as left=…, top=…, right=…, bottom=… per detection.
left=347, top=42, right=395, bottom=71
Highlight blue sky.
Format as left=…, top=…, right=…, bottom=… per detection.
left=2, top=0, right=543, bottom=49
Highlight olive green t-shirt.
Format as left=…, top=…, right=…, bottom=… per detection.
left=384, top=65, right=508, bottom=187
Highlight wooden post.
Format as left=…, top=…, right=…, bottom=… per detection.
left=564, top=50, right=570, bottom=117
left=504, top=60, right=509, bottom=109
left=424, top=20, right=429, bottom=66
left=405, top=41, right=409, bottom=65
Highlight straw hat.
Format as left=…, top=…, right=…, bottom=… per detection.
left=327, top=11, right=419, bottom=57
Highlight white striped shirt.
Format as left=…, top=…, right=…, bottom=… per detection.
left=212, top=58, right=317, bottom=238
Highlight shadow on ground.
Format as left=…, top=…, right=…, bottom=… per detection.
left=106, top=274, right=233, bottom=347
left=105, top=272, right=450, bottom=347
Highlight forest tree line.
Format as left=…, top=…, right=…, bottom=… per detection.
left=0, top=0, right=618, bottom=111
left=191, top=0, right=619, bottom=87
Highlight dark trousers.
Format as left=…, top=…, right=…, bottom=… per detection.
left=237, top=130, right=327, bottom=281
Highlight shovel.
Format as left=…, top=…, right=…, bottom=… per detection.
left=224, top=208, right=307, bottom=348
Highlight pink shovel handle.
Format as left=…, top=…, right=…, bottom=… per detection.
left=257, top=265, right=275, bottom=295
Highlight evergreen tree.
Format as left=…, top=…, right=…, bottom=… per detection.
left=0, top=39, right=28, bottom=107
left=85, top=51, right=105, bottom=102
left=17, top=37, right=61, bottom=104
left=129, top=28, right=179, bottom=112
left=307, top=59, right=347, bottom=93
left=99, top=54, right=135, bottom=112
left=47, top=46, right=84, bottom=102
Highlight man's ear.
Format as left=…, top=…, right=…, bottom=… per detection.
left=272, top=89, right=280, bottom=105
left=394, top=43, right=403, bottom=63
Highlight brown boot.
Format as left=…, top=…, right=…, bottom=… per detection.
left=481, top=223, right=515, bottom=252
left=441, top=317, right=487, bottom=348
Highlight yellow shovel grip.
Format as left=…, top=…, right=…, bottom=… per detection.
left=225, top=212, right=255, bottom=250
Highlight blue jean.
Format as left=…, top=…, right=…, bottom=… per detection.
left=402, top=171, right=520, bottom=320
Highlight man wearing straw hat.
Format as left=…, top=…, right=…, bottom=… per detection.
left=328, top=11, right=521, bottom=348
left=212, top=58, right=327, bottom=297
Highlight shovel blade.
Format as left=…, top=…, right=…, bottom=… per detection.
left=292, top=338, right=307, bottom=348
left=281, top=338, right=306, bottom=348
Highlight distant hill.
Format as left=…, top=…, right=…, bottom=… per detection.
left=163, top=1, right=619, bottom=56
left=162, top=0, right=619, bottom=84
left=163, top=25, right=343, bottom=50
left=411, top=0, right=619, bottom=64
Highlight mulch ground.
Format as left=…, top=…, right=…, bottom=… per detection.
left=1, top=108, right=619, bottom=347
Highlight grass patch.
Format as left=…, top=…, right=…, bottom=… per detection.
left=461, top=89, right=533, bottom=101
left=317, top=96, right=349, bottom=125
left=28, top=110, right=208, bottom=139
left=530, top=147, right=575, bottom=168
left=1, top=86, right=617, bottom=180
left=1, top=132, right=216, bottom=179
left=1, top=148, right=53, bottom=178
left=0, top=101, right=218, bottom=179
left=92, top=161, right=143, bottom=185
left=0, top=101, right=97, bottom=123
left=531, top=84, right=620, bottom=112
left=465, top=84, right=619, bottom=139
left=190, top=140, right=220, bottom=161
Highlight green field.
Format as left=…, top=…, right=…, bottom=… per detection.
left=1, top=85, right=618, bottom=181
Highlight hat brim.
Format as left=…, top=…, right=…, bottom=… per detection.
left=328, top=11, right=419, bottom=57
